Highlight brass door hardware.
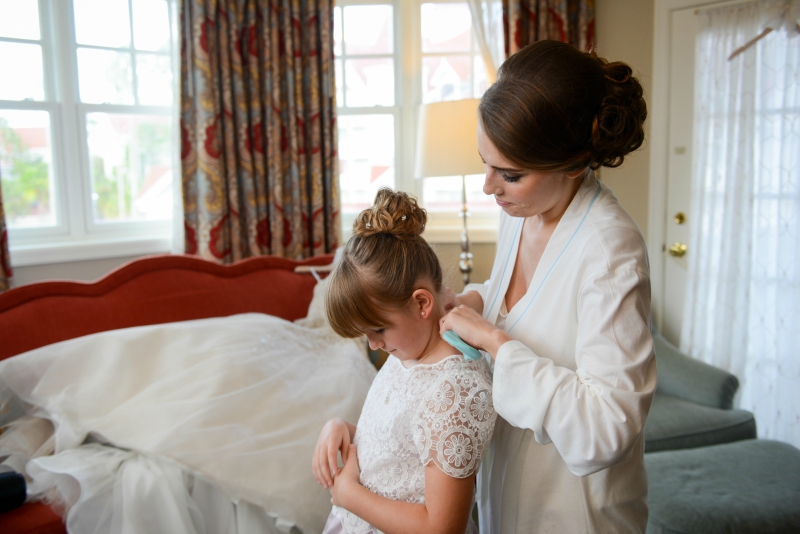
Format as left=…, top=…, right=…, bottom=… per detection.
left=668, top=242, right=687, bottom=257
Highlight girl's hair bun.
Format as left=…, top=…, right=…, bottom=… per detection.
left=590, top=59, right=648, bottom=169
left=353, top=188, right=427, bottom=240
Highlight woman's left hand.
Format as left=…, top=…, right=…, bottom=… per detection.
left=440, top=305, right=512, bottom=359
left=330, top=444, right=361, bottom=509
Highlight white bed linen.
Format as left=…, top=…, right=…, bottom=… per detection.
left=0, top=305, right=376, bottom=534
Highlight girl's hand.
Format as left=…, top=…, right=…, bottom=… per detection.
left=330, top=444, right=361, bottom=508
left=312, top=418, right=353, bottom=489
left=440, top=305, right=511, bottom=359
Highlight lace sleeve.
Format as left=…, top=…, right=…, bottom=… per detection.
left=411, top=367, right=496, bottom=478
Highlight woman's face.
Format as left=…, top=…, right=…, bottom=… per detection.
left=478, top=124, right=584, bottom=220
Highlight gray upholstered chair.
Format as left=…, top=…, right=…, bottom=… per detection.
left=644, top=334, right=756, bottom=452
left=644, top=335, right=800, bottom=533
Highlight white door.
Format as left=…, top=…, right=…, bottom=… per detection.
left=660, top=7, right=700, bottom=344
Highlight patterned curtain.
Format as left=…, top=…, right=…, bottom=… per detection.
left=0, top=177, right=11, bottom=292
left=180, top=0, right=340, bottom=262
left=503, top=0, right=595, bottom=56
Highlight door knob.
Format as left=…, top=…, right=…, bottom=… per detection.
left=668, top=242, right=687, bottom=257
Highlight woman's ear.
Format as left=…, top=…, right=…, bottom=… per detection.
left=411, top=288, right=436, bottom=319
left=566, top=167, right=588, bottom=180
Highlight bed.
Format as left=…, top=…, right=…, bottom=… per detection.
left=0, top=253, right=363, bottom=534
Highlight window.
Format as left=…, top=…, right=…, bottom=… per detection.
left=334, top=3, right=397, bottom=215
left=334, top=0, right=498, bottom=241
left=0, top=0, right=177, bottom=265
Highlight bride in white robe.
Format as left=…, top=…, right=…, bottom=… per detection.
left=0, top=279, right=376, bottom=534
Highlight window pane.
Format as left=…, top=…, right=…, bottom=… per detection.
left=345, top=58, right=394, bottom=107
left=78, top=48, right=135, bottom=104
left=0, top=43, right=44, bottom=101
left=422, top=55, right=472, bottom=103
left=421, top=3, right=471, bottom=53
left=343, top=5, right=393, bottom=55
left=333, top=7, right=342, bottom=56
left=74, top=0, right=131, bottom=48
left=423, top=174, right=497, bottom=213
left=338, top=114, right=394, bottom=213
left=0, top=0, right=40, bottom=40
left=0, top=110, right=56, bottom=228
left=132, top=0, right=170, bottom=52
left=136, top=53, right=172, bottom=105
left=86, top=113, right=173, bottom=222
left=474, top=55, right=489, bottom=98
left=335, top=59, right=343, bottom=107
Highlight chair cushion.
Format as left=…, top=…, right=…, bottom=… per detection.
left=646, top=440, right=800, bottom=534
left=645, top=393, right=756, bottom=452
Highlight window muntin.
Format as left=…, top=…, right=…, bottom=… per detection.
left=334, top=2, right=397, bottom=216
left=0, top=1, right=56, bottom=231
left=419, top=1, right=495, bottom=214
left=0, top=0, right=176, bottom=250
left=334, top=0, right=497, bottom=224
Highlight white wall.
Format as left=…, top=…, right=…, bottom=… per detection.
left=13, top=255, right=145, bottom=286
left=11, top=243, right=497, bottom=291
left=595, top=0, right=656, bottom=237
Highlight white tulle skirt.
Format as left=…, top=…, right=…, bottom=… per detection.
left=0, top=311, right=375, bottom=534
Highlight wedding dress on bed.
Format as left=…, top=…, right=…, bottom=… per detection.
left=0, top=280, right=376, bottom=534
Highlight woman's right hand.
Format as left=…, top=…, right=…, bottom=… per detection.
left=441, top=305, right=511, bottom=359
left=312, top=418, right=355, bottom=489
left=442, top=288, right=484, bottom=314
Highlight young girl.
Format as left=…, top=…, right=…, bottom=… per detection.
left=312, top=188, right=497, bottom=534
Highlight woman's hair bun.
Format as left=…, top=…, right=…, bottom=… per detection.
left=353, top=188, right=427, bottom=240
left=479, top=41, right=647, bottom=172
left=590, top=59, right=648, bottom=169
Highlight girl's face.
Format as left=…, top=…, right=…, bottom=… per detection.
left=478, top=124, right=585, bottom=220
left=361, top=293, right=438, bottom=363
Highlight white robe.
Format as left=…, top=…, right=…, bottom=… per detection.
left=468, top=171, right=656, bottom=534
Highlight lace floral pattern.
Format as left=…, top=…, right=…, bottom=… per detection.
left=335, top=355, right=496, bottom=534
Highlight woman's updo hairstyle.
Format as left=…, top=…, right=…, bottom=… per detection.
left=479, top=40, right=647, bottom=171
left=326, top=188, right=443, bottom=338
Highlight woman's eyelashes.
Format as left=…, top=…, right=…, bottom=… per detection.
left=502, top=173, right=521, bottom=183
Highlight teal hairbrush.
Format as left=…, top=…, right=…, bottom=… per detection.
left=442, top=330, right=482, bottom=361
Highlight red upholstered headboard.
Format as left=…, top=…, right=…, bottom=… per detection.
left=0, top=254, right=334, bottom=361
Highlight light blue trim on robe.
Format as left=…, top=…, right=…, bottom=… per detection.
left=484, top=218, right=524, bottom=321
left=507, top=183, right=603, bottom=334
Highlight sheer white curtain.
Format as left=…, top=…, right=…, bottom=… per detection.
left=467, top=0, right=505, bottom=83
left=681, top=0, right=800, bottom=446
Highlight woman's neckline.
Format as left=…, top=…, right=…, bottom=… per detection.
left=501, top=171, right=594, bottom=315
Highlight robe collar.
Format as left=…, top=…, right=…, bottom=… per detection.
left=484, top=170, right=603, bottom=332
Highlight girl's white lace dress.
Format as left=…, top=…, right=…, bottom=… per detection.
left=332, top=354, right=497, bottom=534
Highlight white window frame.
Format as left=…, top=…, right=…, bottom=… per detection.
left=3, top=0, right=177, bottom=267
left=336, top=0, right=498, bottom=244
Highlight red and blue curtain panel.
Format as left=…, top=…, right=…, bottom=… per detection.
left=0, top=172, right=12, bottom=292
left=180, top=0, right=340, bottom=263
left=504, top=0, right=595, bottom=56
